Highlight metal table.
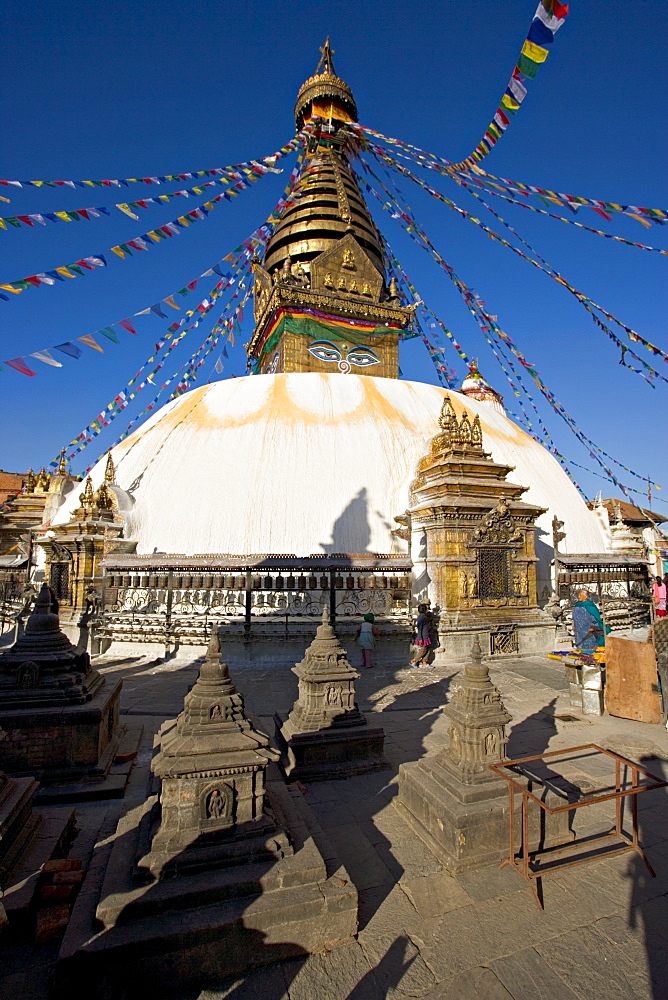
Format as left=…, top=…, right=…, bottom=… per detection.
left=490, top=744, right=667, bottom=908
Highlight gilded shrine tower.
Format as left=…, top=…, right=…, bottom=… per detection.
left=249, top=41, right=413, bottom=377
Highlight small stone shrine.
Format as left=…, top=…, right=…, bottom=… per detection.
left=399, top=397, right=554, bottom=662
left=140, top=627, right=286, bottom=876
left=398, top=636, right=513, bottom=871
left=275, top=608, right=385, bottom=780
left=0, top=582, right=121, bottom=784
left=60, top=626, right=357, bottom=994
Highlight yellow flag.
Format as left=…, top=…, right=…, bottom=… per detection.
left=110, top=246, right=126, bottom=258
left=521, top=40, right=549, bottom=63
left=627, top=213, right=652, bottom=229
left=117, top=203, right=140, bottom=220
left=54, top=211, right=71, bottom=221
left=56, top=267, right=75, bottom=277
left=0, top=284, right=21, bottom=293
left=501, top=93, right=520, bottom=111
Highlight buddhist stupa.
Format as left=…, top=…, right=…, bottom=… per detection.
left=49, top=41, right=608, bottom=644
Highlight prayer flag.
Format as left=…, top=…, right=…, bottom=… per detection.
left=6, top=357, right=37, bottom=376
left=98, top=327, right=121, bottom=343
left=78, top=334, right=104, bottom=352
left=55, top=342, right=83, bottom=360
left=30, top=349, right=62, bottom=367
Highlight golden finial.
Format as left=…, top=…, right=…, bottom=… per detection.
left=459, top=413, right=472, bottom=446
left=471, top=414, right=483, bottom=448
left=25, top=468, right=36, bottom=492
left=104, top=452, right=116, bottom=485
left=316, top=37, right=336, bottom=75
left=58, top=448, right=67, bottom=475
left=438, top=398, right=457, bottom=433
left=79, top=477, right=94, bottom=508
left=94, top=482, right=114, bottom=511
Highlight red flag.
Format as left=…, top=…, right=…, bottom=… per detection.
left=118, top=319, right=137, bottom=335
left=6, top=356, right=37, bottom=376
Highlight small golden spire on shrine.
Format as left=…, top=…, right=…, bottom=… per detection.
left=471, top=414, right=483, bottom=448
left=94, top=482, right=114, bottom=510
left=79, top=477, right=94, bottom=508
left=458, top=413, right=472, bottom=446
left=58, top=448, right=67, bottom=475
left=104, top=452, right=116, bottom=485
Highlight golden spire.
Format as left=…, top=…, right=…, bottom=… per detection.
left=58, top=448, right=67, bottom=475
left=316, top=37, right=336, bottom=75
left=104, top=452, right=116, bottom=486
left=79, top=477, right=94, bottom=509
left=294, top=39, right=358, bottom=129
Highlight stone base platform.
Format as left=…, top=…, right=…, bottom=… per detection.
left=398, top=755, right=574, bottom=873
left=433, top=615, right=555, bottom=665
left=274, top=711, right=387, bottom=782
left=55, top=767, right=358, bottom=998
left=0, top=678, right=122, bottom=785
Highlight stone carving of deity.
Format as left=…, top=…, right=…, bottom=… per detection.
left=341, top=248, right=356, bottom=269
left=484, top=732, right=497, bottom=757
left=459, top=570, right=469, bottom=599
left=17, top=661, right=40, bottom=689
left=207, top=788, right=226, bottom=819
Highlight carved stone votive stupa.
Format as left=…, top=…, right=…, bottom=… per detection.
left=0, top=583, right=121, bottom=784
left=275, top=608, right=386, bottom=781
left=141, top=627, right=286, bottom=877
left=397, top=637, right=514, bottom=871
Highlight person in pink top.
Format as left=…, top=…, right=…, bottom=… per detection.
left=652, top=576, right=667, bottom=617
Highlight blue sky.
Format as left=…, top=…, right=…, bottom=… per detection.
left=0, top=0, right=665, bottom=509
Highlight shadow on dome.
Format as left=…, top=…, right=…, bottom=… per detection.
left=319, top=488, right=372, bottom=554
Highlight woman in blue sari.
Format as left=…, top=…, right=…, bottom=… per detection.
left=572, top=589, right=609, bottom=648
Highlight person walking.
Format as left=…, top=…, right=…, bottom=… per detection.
left=410, top=604, right=434, bottom=668
left=653, top=576, right=667, bottom=618
left=356, top=613, right=379, bottom=668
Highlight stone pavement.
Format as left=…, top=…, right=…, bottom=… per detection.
left=2, top=641, right=667, bottom=1000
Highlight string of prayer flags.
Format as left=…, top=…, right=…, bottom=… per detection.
left=366, top=147, right=668, bottom=384
left=0, top=206, right=112, bottom=231
left=57, top=269, right=251, bottom=466
left=360, top=166, right=646, bottom=497
left=49, top=158, right=308, bottom=464
left=452, top=171, right=668, bottom=255
left=0, top=137, right=303, bottom=191
left=352, top=122, right=668, bottom=233
left=450, top=1, right=569, bottom=170
left=80, top=287, right=252, bottom=474
left=459, top=165, right=668, bottom=228
left=0, top=156, right=283, bottom=300
left=2, top=246, right=249, bottom=376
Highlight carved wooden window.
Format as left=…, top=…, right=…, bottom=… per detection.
left=478, top=548, right=510, bottom=599
left=50, top=562, right=70, bottom=601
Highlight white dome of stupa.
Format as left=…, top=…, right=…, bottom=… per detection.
left=52, top=373, right=606, bottom=589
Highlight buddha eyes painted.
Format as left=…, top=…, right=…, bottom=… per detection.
left=307, top=340, right=380, bottom=369
left=346, top=348, right=379, bottom=367
left=308, top=340, right=342, bottom=363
